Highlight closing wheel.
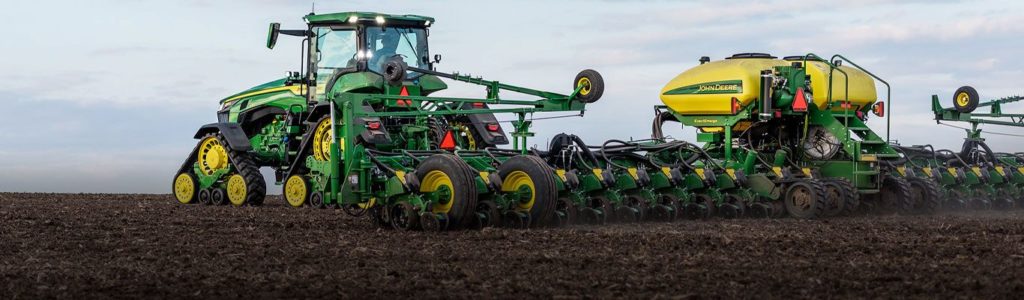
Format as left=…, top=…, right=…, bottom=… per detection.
left=498, top=155, right=557, bottom=228
left=417, top=154, right=477, bottom=229
left=946, top=189, right=968, bottom=210
left=952, top=86, right=980, bottom=113
left=173, top=172, right=199, bottom=204
left=502, top=211, right=530, bottom=229
left=720, top=194, right=746, bottom=219
left=555, top=197, right=576, bottom=226
left=573, top=69, right=605, bottom=103
left=389, top=202, right=420, bottom=231
left=650, top=205, right=674, bottom=222
left=283, top=175, right=310, bottom=208
left=585, top=195, right=613, bottom=225
left=748, top=202, right=773, bottom=218
left=784, top=180, right=827, bottom=219
left=614, top=206, right=641, bottom=223
left=656, top=193, right=681, bottom=222
left=476, top=200, right=502, bottom=228
left=906, top=177, right=941, bottom=214
left=420, top=212, right=449, bottom=232
left=623, top=195, right=648, bottom=221
left=694, top=193, right=716, bottom=219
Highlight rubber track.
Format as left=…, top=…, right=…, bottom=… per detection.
left=219, top=134, right=267, bottom=206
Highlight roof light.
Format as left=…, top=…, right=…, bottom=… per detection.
left=348, top=16, right=358, bottom=23
left=375, top=16, right=385, bottom=24
left=424, top=20, right=432, bottom=26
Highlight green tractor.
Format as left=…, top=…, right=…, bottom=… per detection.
left=172, top=12, right=605, bottom=230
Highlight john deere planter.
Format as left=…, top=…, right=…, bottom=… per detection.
left=175, top=12, right=1021, bottom=229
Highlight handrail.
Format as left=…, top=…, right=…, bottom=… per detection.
left=831, top=54, right=892, bottom=143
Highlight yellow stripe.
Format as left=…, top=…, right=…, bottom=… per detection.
left=224, top=85, right=304, bottom=103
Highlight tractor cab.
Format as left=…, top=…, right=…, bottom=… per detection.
left=267, top=12, right=439, bottom=100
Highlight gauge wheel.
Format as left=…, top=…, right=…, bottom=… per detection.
left=573, top=69, right=605, bottom=103
left=952, top=86, right=979, bottom=113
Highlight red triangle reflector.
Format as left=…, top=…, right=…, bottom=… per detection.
left=397, top=86, right=411, bottom=106
left=440, top=130, right=456, bottom=150
left=792, top=88, right=808, bottom=112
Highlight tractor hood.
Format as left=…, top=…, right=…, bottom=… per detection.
left=220, top=78, right=302, bottom=106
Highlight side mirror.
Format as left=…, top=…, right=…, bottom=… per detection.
left=266, top=23, right=281, bottom=49
left=433, top=54, right=442, bottom=64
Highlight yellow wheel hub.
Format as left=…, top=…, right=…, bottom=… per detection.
left=173, top=173, right=195, bottom=204
left=284, top=175, right=308, bottom=207
left=420, top=170, right=455, bottom=213
left=502, top=171, right=536, bottom=211
left=226, top=174, right=248, bottom=206
left=312, top=118, right=333, bottom=161
left=956, top=92, right=971, bottom=107
left=577, top=77, right=592, bottom=96
left=198, top=137, right=229, bottom=175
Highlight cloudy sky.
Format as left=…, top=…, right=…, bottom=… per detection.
left=2, top=0, right=1023, bottom=193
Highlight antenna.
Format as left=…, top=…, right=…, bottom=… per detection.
left=311, top=1, right=316, bottom=15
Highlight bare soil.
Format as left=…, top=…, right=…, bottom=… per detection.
left=2, top=193, right=1024, bottom=299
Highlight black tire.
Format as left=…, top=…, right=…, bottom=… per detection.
left=589, top=195, right=613, bottom=225
left=309, top=191, right=326, bottom=209
left=659, top=193, right=681, bottom=221
left=573, top=69, right=604, bottom=103
left=555, top=197, right=576, bottom=226
left=694, top=193, right=716, bottom=218
left=721, top=193, right=746, bottom=219
left=906, top=177, right=942, bottom=214
left=946, top=189, right=968, bottom=210
left=211, top=188, right=228, bottom=206
left=476, top=200, right=502, bottom=228
left=878, top=174, right=913, bottom=214
left=784, top=180, right=827, bottom=219
left=497, top=155, right=558, bottom=228
left=952, top=86, right=980, bottom=113
left=198, top=189, right=212, bottom=205
left=416, top=154, right=478, bottom=229
left=822, top=178, right=856, bottom=217
left=623, top=195, right=648, bottom=221
left=389, top=202, right=420, bottom=231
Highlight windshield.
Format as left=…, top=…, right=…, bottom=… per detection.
left=313, top=27, right=358, bottom=87
left=365, top=26, right=428, bottom=77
